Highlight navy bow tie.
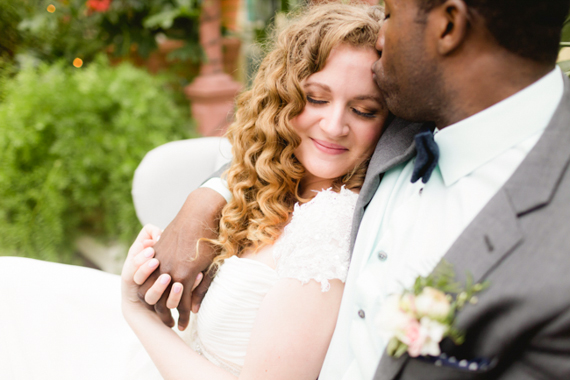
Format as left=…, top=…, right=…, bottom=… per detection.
left=411, top=130, right=439, bottom=184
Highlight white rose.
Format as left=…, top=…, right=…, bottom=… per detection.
left=415, top=287, right=451, bottom=320
left=375, top=294, right=415, bottom=341
left=417, top=316, right=448, bottom=357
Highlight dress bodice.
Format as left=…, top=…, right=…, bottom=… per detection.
left=184, top=187, right=359, bottom=375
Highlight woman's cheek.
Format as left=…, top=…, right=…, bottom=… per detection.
left=293, top=108, right=320, bottom=133
left=360, top=120, right=384, bottom=150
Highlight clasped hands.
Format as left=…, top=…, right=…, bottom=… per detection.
left=121, top=223, right=214, bottom=331
left=123, top=188, right=227, bottom=330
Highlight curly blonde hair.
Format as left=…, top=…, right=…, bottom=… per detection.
left=210, top=2, right=384, bottom=269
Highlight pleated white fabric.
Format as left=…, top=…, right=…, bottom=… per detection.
left=184, top=257, right=278, bottom=375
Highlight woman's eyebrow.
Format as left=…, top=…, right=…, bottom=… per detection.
left=354, top=95, right=383, bottom=103
left=304, top=82, right=331, bottom=92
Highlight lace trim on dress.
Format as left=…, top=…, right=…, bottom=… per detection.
left=273, top=186, right=358, bottom=292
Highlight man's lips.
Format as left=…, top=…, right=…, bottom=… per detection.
left=311, top=138, right=348, bottom=155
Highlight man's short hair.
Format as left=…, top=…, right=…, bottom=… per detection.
left=418, top=0, right=570, bottom=64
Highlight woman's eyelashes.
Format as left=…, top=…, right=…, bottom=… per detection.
left=306, top=95, right=379, bottom=118
left=306, top=95, right=328, bottom=105
left=352, top=107, right=378, bottom=119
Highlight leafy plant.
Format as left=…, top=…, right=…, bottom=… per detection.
left=0, top=57, right=194, bottom=263
left=13, top=0, right=203, bottom=67
left=0, top=0, right=24, bottom=62
left=14, top=0, right=106, bottom=66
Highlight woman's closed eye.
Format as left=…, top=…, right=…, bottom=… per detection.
left=306, top=95, right=328, bottom=105
left=352, top=107, right=378, bottom=119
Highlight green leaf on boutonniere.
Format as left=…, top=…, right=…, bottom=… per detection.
left=413, top=260, right=462, bottom=296
left=394, top=342, right=409, bottom=359
left=386, top=337, right=409, bottom=358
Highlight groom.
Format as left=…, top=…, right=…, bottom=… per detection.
left=140, top=0, right=570, bottom=378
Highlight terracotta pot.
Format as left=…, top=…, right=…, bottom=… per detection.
left=185, top=0, right=243, bottom=136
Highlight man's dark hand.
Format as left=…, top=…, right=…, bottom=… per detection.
left=137, top=187, right=227, bottom=331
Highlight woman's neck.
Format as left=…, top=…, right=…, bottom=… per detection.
left=298, top=175, right=334, bottom=199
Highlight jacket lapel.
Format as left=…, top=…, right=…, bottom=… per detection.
left=349, top=118, right=425, bottom=251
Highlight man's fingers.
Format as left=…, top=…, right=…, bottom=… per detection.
left=191, top=270, right=215, bottom=314
left=176, top=272, right=204, bottom=331
left=166, top=283, right=184, bottom=309
left=133, top=258, right=159, bottom=285
left=155, top=297, right=175, bottom=328
left=192, top=272, right=204, bottom=291
left=145, top=274, right=171, bottom=305
left=176, top=288, right=192, bottom=331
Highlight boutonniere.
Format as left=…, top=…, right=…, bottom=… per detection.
left=376, top=261, right=489, bottom=358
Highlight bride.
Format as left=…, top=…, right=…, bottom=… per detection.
left=0, top=3, right=388, bottom=379
left=122, top=4, right=388, bottom=379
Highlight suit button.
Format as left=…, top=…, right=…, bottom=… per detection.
left=358, top=309, right=366, bottom=319
left=377, top=251, right=388, bottom=261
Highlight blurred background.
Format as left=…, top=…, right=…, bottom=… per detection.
left=1, top=0, right=569, bottom=272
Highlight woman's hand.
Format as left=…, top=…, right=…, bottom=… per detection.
left=121, top=224, right=164, bottom=312
left=121, top=224, right=204, bottom=317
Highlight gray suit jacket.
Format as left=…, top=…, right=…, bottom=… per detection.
left=350, top=77, right=570, bottom=380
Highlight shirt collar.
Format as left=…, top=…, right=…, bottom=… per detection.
left=434, top=67, right=565, bottom=187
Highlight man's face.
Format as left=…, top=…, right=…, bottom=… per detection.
left=373, top=0, right=443, bottom=122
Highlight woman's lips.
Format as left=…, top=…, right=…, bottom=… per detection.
left=311, top=138, right=348, bottom=155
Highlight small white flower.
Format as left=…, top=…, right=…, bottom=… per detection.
left=375, top=294, right=415, bottom=341
left=418, top=316, right=448, bottom=356
left=415, top=287, right=451, bottom=320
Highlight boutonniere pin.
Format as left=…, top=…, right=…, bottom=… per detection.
left=376, top=261, right=488, bottom=358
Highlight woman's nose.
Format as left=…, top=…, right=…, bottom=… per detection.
left=320, top=105, right=349, bottom=137
left=319, top=105, right=349, bottom=137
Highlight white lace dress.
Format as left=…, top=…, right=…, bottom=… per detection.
left=0, top=187, right=357, bottom=379
left=183, top=187, right=358, bottom=375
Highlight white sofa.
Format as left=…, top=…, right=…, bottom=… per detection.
left=132, top=137, right=232, bottom=230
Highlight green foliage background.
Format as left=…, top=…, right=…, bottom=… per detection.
left=0, top=57, right=193, bottom=263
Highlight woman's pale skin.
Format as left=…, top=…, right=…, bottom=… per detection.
left=121, top=43, right=389, bottom=380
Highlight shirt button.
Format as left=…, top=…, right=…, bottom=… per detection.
left=358, top=309, right=366, bottom=319
left=419, top=187, right=424, bottom=195
left=377, top=251, right=388, bottom=261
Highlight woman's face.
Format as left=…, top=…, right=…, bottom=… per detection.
left=291, top=43, right=389, bottom=192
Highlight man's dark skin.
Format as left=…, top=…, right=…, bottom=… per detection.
left=140, top=0, right=568, bottom=331
left=374, top=0, right=555, bottom=130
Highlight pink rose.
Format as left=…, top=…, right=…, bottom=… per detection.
left=403, top=319, right=425, bottom=357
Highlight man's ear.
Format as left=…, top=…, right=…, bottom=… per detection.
left=432, top=0, right=469, bottom=55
